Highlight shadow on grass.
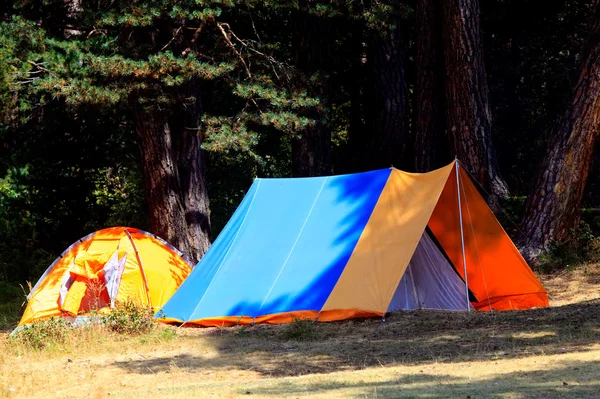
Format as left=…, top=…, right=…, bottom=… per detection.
left=112, top=299, right=600, bottom=379
left=244, top=360, right=600, bottom=398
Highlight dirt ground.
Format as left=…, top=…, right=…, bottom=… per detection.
left=1, top=266, right=600, bottom=398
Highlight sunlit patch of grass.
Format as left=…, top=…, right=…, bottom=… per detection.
left=512, top=331, right=557, bottom=339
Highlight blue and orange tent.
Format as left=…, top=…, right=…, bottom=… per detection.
left=159, top=161, right=548, bottom=327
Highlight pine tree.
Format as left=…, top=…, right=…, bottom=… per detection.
left=1, top=1, right=319, bottom=261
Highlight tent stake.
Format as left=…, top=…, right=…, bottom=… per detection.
left=456, top=160, right=471, bottom=311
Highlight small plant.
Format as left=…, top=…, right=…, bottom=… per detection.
left=281, top=317, right=316, bottom=341
left=101, top=300, right=155, bottom=335
left=10, top=318, right=71, bottom=350
left=156, top=327, right=177, bottom=341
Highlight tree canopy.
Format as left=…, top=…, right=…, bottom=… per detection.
left=1, top=0, right=600, bottom=282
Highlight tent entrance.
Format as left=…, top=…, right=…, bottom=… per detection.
left=388, top=232, right=469, bottom=312
left=59, top=250, right=128, bottom=315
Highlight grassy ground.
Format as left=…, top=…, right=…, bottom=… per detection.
left=1, top=266, right=600, bottom=398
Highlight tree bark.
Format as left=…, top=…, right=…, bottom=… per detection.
left=364, top=23, right=410, bottom=170
left=63, top=0, right=83, bottom=38
left=521, top=2, right=600, bottom=256
left=414, top=0, right=449, bottom=172
left=292, top=3, right=332, bottom=177
left=442, top=0, right=508, bottom=201
left=129, top=89, right=211, bottom=263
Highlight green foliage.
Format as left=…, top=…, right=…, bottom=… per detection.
left=10, top=317, right=71, bottom=350
left=0, top=102, right=145, bottom=282
left=156, top=327, right=177, bottom=341
left=101, top=301, right=156, bottom=335
left=538, top=222, right=600, bottom=273
left=1, top=1, right=323, bottom=161
left=0, top=281, right=23, bottom=304
left=0, top=166, right=55, bottom=281
left=281, top=317, right=316, bottom=341
left=90, top=166, right=146, bottom=229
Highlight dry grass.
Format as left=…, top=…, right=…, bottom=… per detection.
left=1, top=267, right=600, bottom=398
left=540, top=263, right=600, bottom=306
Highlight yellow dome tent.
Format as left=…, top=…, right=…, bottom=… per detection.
left=18, top=227, right=193, bottom=327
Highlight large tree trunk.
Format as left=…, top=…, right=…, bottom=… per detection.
left=364, top=23, right=410, bottom=170
left=442, top=0, right=508, bottom=201
left=129, top=89, right=211, bottom=263
left=521, top=2, right=600, bottom=256
left=414, top=0, right=449, bottom=172
left=292, top=3, right=332, bottom=177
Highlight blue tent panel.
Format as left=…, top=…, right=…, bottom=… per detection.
left=157, top=181, right=259, bottom=322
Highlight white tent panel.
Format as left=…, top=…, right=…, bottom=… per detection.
left=388, top=232, right=469, bottom=311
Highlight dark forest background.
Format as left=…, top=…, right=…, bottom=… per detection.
left=1, top=0, right=600, bottom=287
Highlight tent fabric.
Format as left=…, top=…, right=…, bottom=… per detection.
left=321, top=164, right=454, bottom=315
left=159, top=161, right=549, bottom=327
left=18, top=227, right=193, bottom=327
left=387, top=232, right=469, bottom=312
left=428, top=166, right=548, bottom=310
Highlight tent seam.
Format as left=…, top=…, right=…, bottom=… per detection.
left=257, top=177, right=329, bottom=314
left=317, top=169, right=394, bottom=317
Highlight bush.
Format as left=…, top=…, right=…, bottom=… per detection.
left=537, top=221, right=600, bottom=272
left=10, top=318, right=71, bottom=350
left=101, top=300, right=155, bottom=335
left=281, top=317, right=316, bottom=341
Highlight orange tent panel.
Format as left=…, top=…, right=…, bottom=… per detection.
left=428, top=165, right=549, bottom=310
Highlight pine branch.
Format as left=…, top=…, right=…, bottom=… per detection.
left=220, top=23, right=290, bottom=83
left=215, top=21, right=252, bottom=79
left=26, top=60, right=58, bottom=78
left=160, top=26, right=183, bottom=52
left=190, top=22, right=206, bottom=45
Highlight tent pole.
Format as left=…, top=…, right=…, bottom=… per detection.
left=125, top=229, right=153, bottom=307
left=456, top=159, right=471, bottom=311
